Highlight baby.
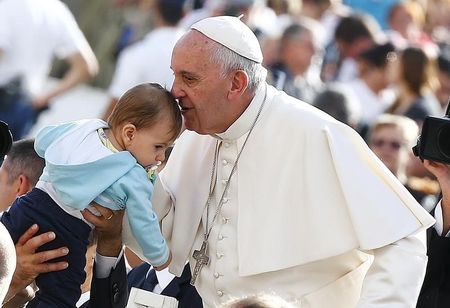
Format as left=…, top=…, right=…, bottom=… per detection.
left=1, top=83, right=182, bottom=307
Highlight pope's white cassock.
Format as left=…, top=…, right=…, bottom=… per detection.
left=149, top=84, right=435, bottom=307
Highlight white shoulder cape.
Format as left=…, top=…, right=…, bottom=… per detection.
left=153, top=85, right=435, bottom=277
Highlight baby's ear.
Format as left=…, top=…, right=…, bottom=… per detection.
left=122, top=123, right=137, bottom=144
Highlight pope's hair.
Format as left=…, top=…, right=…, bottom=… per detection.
left=208, top=39, right=267, bottom=93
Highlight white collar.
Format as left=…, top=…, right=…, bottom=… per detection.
left=214, top=84, right=267, bottom=141
left=146, top=267, right=175, bottom=290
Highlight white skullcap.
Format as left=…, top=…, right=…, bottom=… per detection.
left=191, top=15, right=263, bottom=63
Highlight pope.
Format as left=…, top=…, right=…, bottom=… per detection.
left=152, top=15, right=435, bottom=307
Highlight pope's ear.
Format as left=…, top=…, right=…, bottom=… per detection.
left=122, top=123, right=137, bottom=145
left=228, top=70, right=249, bottom=100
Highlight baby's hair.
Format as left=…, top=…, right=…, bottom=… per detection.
left=107, top=83, right=182, bottom=140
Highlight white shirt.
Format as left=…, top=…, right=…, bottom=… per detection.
left=108, top=27, right=185, bottom=99
left=342, top=79, right=395, bottom=124
left=0, top=0, right=91, bottom=95
left=95, top=252, right=174, bottom=293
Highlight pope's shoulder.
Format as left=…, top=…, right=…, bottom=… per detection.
left=267, top=89, right=348, bottom=132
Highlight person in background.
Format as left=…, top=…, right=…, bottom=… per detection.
left=388, top=46, right=441, bottom=126
left=322, top=13, right=382, bottom=83
left=0, top=140, right=67, bottom=307
left=103, top=0, right=185, bottom=120
left=368, top=114, right=439, bottom=206
left=0, top=0, right=98, bottom=140
left=336, top=41, right=396, bottom=139
left=417, top=159, right=450, bottom=308
left=269, top=21, right=323, bottom=103
left=386, top=1, right=438, bottom=56
left=0, top=139, right=45, bottom=212
left=312, top=85, right=361, bottom=130
left=0, top=223, right=15, bottom=305
left=436, top=45, right=450, bottom=112
left=300, top=0, right=350, bottom=48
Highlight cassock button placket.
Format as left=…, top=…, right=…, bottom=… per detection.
left=217, top=290, right=224, bottom=297
left=221, top=179, right=228, bottom=185
left=222, top=159, right=228, bottom=166
left=222, top=217, right=229, bottom=224
left=214, top=272, right=220, bottom=278
left=224, top=142, right=230, bottom=148
left=222, top=198, right=229, bottom=203
left=216, top=252, right=224, bottom=259
left=218, top=234, right=224, bottom=240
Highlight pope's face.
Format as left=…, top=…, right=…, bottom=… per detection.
left=171, top=31, right=233, bottom=135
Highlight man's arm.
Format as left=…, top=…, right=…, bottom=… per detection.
left=3, top=224, right=68, bottom=305
left=82, top=204, right=128, bottom=308
left=33, top=51, right=99, bottom=110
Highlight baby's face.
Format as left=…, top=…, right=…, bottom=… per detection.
left=126, top=120, right=175, bottom=168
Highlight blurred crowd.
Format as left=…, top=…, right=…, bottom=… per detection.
left=48, top=0, right=450, bottom=206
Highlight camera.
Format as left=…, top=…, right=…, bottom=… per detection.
left=413, top=112, right=450, bottom=164
left=0, top=120, right=12, bottom=157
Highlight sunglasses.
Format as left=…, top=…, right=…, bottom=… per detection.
left=371, top=139, right=405, bottom=150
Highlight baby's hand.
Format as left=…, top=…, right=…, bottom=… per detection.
left=154, top=251, right=172, bottom=271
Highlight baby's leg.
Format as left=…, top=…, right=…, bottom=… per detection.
left=1, top=188, right=91, bottom=308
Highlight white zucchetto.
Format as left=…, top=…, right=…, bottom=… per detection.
left=191, top=15, right=263, bottom=64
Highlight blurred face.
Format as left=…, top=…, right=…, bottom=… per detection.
left=171, top=31, right=234, bottom=135
left=125, top=120, right=175, bottom=168
left=282, top=31, right=316, bottom=75
left=0, top=160, right=18, bottom=211
left=437, top=71, right=450, bottom=108
left=369, top=126, right=408, bottom=175
left=389, top=6, right=413, bottom=38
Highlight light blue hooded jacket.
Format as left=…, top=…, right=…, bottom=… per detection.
left=35, top=119, right=169, bottom=267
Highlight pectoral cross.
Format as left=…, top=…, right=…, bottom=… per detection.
left=190, top=240, right=210, bottom=285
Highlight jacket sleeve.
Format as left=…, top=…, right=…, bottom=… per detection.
left=117, top=167, right=170, bottom=267
left=86, top=254, right=128, bottom=308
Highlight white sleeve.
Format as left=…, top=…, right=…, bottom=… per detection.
left=0, top=2, right=12, bottom=51
left=108, top=48, right=142, bottom=99
left=94, top=249, right=125, bottom=279
left=52, top=1, right=92, bottom=59
left=433, top=200, right=450, bottom=237
left=357, top=230, right=428, bottom=307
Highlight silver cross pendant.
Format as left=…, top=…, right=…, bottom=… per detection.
left=190, top=240, right=210, bottom=285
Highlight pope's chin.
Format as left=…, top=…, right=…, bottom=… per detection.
left=184, top=121, right=209, bottom=135
left=182, top=118, right=199, bottom=133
